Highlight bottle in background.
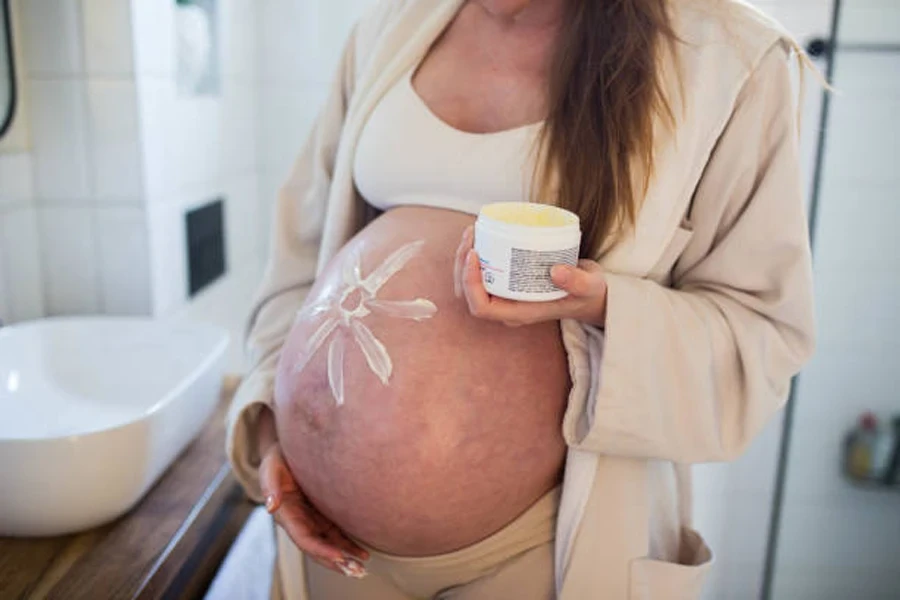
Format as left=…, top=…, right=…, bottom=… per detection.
left=846, top=412, right=879, bottom=480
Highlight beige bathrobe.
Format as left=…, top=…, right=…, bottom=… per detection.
left=226, top=0, right=816, bottom=597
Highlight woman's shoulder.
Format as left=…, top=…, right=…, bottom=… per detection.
left=670, top=0, right=797, bottom=76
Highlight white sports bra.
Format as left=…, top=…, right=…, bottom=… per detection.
left=354, top=67, right=543, bottom=216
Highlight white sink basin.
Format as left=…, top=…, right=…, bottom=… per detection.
left=0, top=317, right=229, bottom=537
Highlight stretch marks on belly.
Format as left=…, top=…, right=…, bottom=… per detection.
left=293, top=240, right=438, bottom=406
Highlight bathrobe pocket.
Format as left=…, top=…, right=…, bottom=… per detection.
left=629, top=527, right=713, bottom=600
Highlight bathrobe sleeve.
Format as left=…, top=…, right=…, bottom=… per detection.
left=562, top=44, right=816, bottom=463
left=224, top=16, right=378, bottom=501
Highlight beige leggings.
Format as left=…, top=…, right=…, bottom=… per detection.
left=275, top=487, right=559, bottom=600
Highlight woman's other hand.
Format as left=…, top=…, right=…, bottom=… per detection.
left=257, top=407, right=370, bottom=578
left=454, top=225, right=608, bottom=327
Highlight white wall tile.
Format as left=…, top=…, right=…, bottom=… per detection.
left=773, top=565, right=900, bottom=600
left=818, top=54, right=900, bottom=189
left=257, top=0, right=321, bottom=84
left=38, top=207, right=99, bottom=314
left=223, top=174, right=260, bottom=270
left=170, top=260, right=264, bottom=374
left=134, top=78, right=171, bottom=199
left=256, top=0, right=376, bottom=84
left=727, top=410, right=784, bottom=496
left=220, top=82, right=258, bottom=174
left=0, top=152, right=34, bottom=207
left=811, top=266, right=900, bottom=348
left=20, top=0, right=84, bottom=76
left=81, top=0, right=135, bottom=76
left=220, top=0, right=257, bottom=79
left=720, top=495, right=773, bottom=572
left=137, top=80, right=258, bottom=198
left=136, top=78, right=222, bottom=198
left=812, top=189, right=900, bottom=271
left=258, top=83, right=326, bottom=181
left=147, top=201, right=187, bottom=316
left=830, top=50, right=900, bottom=96
left=95, top=207, right=151, bottom=315
left=86, top=80, right=143, bottom=201
left=317, top=0, right=378, bottom=77
left=0, top=207, right=44, bottom=322
left=776, top=498, right=900, bottom=571
left=29, top=79, right=92, bottom=200
left=794, top=345, right=900, bottom=431
left=130, top=0, right=176, bottom=77
left=839, top=1, right=900, bottom=46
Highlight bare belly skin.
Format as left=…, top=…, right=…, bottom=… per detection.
left=273, top=206, right=569, bottom=556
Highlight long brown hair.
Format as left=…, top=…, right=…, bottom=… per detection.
left=535, top=0, right=676, bottom=258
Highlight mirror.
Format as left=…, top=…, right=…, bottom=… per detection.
left=0, top=0, right=14, bottom=138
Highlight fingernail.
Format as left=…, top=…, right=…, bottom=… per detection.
left=335, top=557, right=368, bottom=579
left=265, top=495, right=277, bottom=513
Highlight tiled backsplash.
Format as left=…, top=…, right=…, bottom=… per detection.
left=1, top=0, right=264, bottom=321
left=11, top=0, right=148, bottom=318
left=0, top=202, right=43, bottom=322
left=0, top=0, right=42, bottom=323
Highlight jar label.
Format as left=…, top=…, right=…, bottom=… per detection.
left=508, top=246, right=579, bottom=294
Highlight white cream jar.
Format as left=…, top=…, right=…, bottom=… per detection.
left=474, top=202, right=582, bottom=302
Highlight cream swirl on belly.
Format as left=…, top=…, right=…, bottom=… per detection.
left=292, top=239, right=438, bottom=408
left=273, top=206, right=570, bottom=556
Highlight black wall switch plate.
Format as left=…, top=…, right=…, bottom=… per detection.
left=185, top=198, right=227, bottom=297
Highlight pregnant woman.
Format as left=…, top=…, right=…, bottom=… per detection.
left=227, top=0, right=816, bottom=598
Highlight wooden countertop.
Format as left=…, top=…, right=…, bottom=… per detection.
left=0, top=377, right=255, bottom=600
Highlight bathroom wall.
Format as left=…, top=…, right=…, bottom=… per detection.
left=12, top=0, right=152, bottom=317
left=0, top=1, right=43, bottom=324
left=772, top=0, right=900, bottom=597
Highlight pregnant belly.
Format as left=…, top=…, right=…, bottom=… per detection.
left=273, top=207, right=570, bottom=556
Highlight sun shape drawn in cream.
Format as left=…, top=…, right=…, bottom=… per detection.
left=293, top=240, right=437, bottom=406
